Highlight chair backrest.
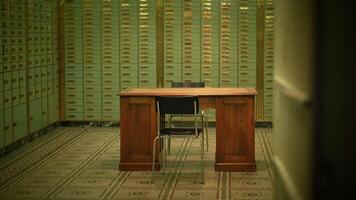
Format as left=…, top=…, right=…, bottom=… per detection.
left=171, top=81, right=205, bottom=88
left=155, top=96, right=199, bottom=115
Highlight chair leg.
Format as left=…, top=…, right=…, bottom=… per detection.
left=168, top=138, right=171, bottom=155
left=202, top=116, right=209, bottom=152
left=163, top=138, right=167, bottom=174
left=152, top=136, right=159, bottom=184
left=200, top=137, right=205, bottom=184
left=168, top=116, right=174, bottom=155
left=205, top=120, right=209, bottom=152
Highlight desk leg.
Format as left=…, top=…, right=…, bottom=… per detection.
left=119, top=96, right=160, bottom=171
left=215, top=96, right=256, bottom=171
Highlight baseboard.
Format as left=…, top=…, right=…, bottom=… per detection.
left=256, top=121, right=273, bottom=128
left=59, top=120, right=272, bottom=128
left=60, top=120, right=119, bottom=127
left=0, top=121, right=61, bottom=158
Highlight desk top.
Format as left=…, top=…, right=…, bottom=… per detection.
left=120, top=87, right=257, bottom=96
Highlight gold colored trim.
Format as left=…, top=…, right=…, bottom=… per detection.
left=58, top=2, right=65, bottom=120
left=156, top=0, right=164, bottom=87
left=256, top=0, right=265, bottom=120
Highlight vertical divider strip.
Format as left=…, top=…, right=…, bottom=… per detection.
left=156, top=0, right=164, bottom=87
left=57, top=0, right=65, bottom=120
left=256, top=0, right=265, bottom=120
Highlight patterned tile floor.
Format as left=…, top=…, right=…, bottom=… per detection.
left=0, top=127, right=273, bottom=200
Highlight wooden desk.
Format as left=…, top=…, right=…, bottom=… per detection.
left=119, top=88, right=257, bottom=171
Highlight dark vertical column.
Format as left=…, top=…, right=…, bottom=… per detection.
left=57, top=1, right=64, bottom=120
left=314, top=0, right=356, bottom=198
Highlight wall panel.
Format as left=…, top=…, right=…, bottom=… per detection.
left=64, top=0, right=83, bottom=120
left=120, top=0, right=138, bottom=91
left=163, top=0, right=182, bottom=86
left=101, top=0, right=120, bottom=121
left=263, top=0, right=274, bottom=121
left=238, top=0, right=257, bottom=88
left=83, top=0, right=102, bottom=120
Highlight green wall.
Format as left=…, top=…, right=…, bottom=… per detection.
left=63, top=0, right=273, bottom=122
left=0, top=0, right=59, bottom=149
left=263, top=0, right=274, bottom=121
left=1, top=0, right=275, bottom=151
left=273, top=0, right=314, bottom=199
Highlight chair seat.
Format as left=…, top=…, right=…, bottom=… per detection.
left=160, top=128, right=203, bottom=136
